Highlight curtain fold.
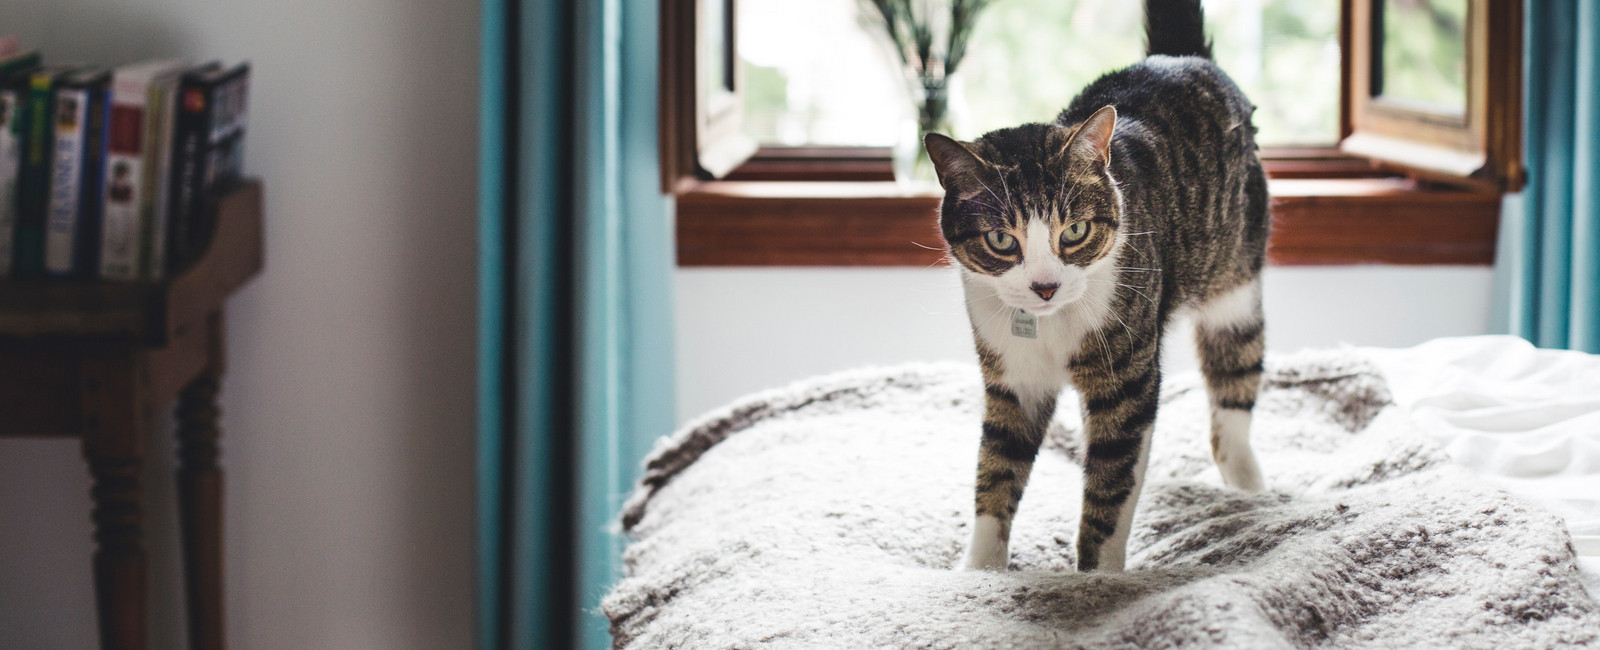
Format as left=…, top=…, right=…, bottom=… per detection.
left=1497, top=0, right=1600, bottom=351
left=480, top=0, right=674, bottom=647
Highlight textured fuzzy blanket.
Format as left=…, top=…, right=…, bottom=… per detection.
left=603, top=351, right=1600, bottom=648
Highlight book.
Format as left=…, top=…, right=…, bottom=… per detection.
left=100, top=59, right=186, bottom=281
left=145, top=62, right=215, bottom=280
left=14, top=64, right=79, bottom=277
left=167, top=62, right=247, bottom=273
left=45, top=67, right=110, bottom=277
left=0, top=49, right=41, bottom=279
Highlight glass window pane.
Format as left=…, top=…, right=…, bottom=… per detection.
left=703, top=0, right=726, bottom=97
left=740, top=0, right=1341, bottom=148
left=957, top=1, right=1145, bottom=139
left=1208, top=0, right=1342, bottom=146
left=1376, top=0, right=1468, bottom=115
left=738, top=0, right=904, bottom=146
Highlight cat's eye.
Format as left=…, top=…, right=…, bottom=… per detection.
left=984, top=230, right=1018, bottom=254
left=1060, top=221, right=1091, bottom=247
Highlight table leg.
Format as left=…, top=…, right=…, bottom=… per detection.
left=177, top=315, right=225, bottom=650
left=81, top=349, right=147, bottom=650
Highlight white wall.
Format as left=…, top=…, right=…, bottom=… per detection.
left=0, top=1, right=477, bottom=648
left=676, top=266, right=1496, bottom=423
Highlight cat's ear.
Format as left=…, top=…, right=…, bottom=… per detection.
left=1062, top=105, right=1117, bottom=168
left=924, top=133, right=987, bottom=197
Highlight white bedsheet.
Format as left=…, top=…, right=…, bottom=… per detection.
left=1361, top=335, right=1600, bottom=596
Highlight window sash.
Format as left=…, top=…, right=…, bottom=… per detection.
left=1341, top=0, right=1523, bottom=190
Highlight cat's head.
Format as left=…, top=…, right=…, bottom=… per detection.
left=927, top=105, right=1122, bottom=316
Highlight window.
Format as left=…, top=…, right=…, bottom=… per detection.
left=664, top=0, right=1517, bottom=265
left=1343, top=0, right=1523, bottom=189
left=738, top=0, right=1341, bottom=148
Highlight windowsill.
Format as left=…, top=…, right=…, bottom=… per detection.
left=676, top=177, right=1502, bottom=267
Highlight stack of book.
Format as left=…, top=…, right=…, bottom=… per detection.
left=0, top=43, right=250, bottom=282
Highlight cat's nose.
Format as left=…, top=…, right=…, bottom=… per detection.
left=1030, top=282, right=1059, bottom=301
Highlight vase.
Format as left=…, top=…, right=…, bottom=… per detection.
left=894, top=81, right=955, bottom=189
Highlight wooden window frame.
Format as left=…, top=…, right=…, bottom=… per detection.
left=661, top=0, right=757, bottom=190
left=665, top=0, right=1516, bottom=267
left=1341, top=0, right=1523, bottom=191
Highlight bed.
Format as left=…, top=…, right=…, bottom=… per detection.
left=604, top=336, right=1600, bottom=648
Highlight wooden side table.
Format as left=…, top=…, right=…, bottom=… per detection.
left=0, top=180, right=263, bottom=650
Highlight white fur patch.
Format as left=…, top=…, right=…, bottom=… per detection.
left=1193, top=279, right=1261, bottom=331
left=960, top=237, right=1124, bottom=401
left=962, top=515, right=1009, bottom=571
left=1212, top=408, right=1265, bottom=492
left=1024, top=220, right=1054, bottom=275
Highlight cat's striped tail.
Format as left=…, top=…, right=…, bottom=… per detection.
left=1144, top=0, right=1212, bottom=59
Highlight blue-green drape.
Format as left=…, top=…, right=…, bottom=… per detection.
left=1495, top=0, right=1600, bottom=351
left=478, top=0, right=675, bottom=647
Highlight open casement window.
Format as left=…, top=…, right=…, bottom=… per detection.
left=661, top=0, right=758, bottom=191
left=1340, top=0, right=1523, bottom=191
left=664, top=0, right=1523, bottom=266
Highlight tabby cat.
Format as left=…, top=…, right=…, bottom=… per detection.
left=926, top=0, right=1269, bottom=573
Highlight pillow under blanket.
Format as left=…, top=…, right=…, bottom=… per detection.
left=604, top=350, right=1599, bottom=649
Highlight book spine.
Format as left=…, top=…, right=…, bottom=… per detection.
left=196, top=69, right=248, bottom=255
left=101, top=81, right=149, bottom=280
left=0, top=85, right=22, bottom=278
left=167, top=77, right=212, bottom=274
left=145, top=79, right=178, bottom=279
left=44, top=86, right=87, bottom=276
left=75, top=82, right=110, bottom=277
left=14, top=72, right=55, bottom=277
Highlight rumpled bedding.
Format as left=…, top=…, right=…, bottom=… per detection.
left=1364, top=335, right=1600, bottom=592
left=605, top=345, right=1600, bottom=648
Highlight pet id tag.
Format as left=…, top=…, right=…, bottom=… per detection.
left=1011, top=310, right=1037, bottom=339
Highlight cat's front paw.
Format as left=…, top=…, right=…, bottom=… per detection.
left=960, top=519, right=1010, bottom=571
left=960, top=544, right=1009, bottom=571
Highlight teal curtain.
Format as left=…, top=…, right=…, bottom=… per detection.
left=478, top=0, right=675, bottom=647
left=1495, top=0, right=1600, bottom=351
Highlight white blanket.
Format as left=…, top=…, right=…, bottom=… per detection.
left=606, top=348, right=1600, bottom=648
left=1364, top=335, right=1600, bottom=593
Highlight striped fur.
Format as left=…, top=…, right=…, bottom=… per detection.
left=934, top=0, right=1270, bottom=573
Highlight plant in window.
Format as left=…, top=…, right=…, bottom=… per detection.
left=862, top=0, right=995, bottom=184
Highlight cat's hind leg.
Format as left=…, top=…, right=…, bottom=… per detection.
left=1193, top=279, right=1266, bottom=492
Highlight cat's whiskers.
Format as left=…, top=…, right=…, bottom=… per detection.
left=975, top=300, right=1014, bottom=333
left=973, top=284, right=1015, bottom=330
left=1100, top=302, right=1135, bottom=335
left=1057, top=162, right=1070, bottom=211
left=1065, top=176, right=1086, bottom=205
left=1089, top=278, right=1159, bottom=309
left=1119, top=231, right=1155, bottom=266
left=1059, top=181, right=1090, bottom=226
left=998, top=170, right=1015, bottom=215
left=975, top=178, right=1007, bottom=220
left=1090, top=325, right=1116, bottom=381
left=965, top=198, right=1005, bottom=214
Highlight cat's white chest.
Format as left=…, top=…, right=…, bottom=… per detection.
left=962, top=276, right=1114, bottom=400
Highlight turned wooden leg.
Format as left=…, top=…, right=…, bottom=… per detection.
left=177, top=373, right=224, bottom=650
left=88, top=456, right=146, bottom=650
left=177, top=313, right=225, bottom=650
left=81, top=348, right=148, bottom=650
